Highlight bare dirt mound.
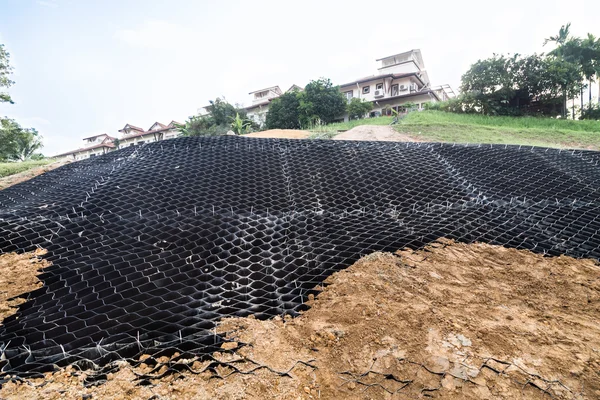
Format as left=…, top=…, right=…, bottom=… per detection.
left=2, top=240, right=598, bottom=399
left=333, top=125, right=418, bottom=142
left=0, top=249, right=50, bottom=322
left=244, top=130, right=312, bottom=139
left=0, top=160, right=70, bottom=191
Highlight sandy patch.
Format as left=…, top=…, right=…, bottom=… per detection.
left=333, top=125, right=418, bottom=142
left=1, top=240, right=599, bottom=399
left=243, top=130, right=312, bottom=139
left=0, top=249, right=50, bottom=322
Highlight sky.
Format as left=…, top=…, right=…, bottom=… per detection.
left=0, top=0, right=599, bottom=156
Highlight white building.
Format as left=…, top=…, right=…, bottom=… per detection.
left=338, top=49, right=454, bottom=121
left=55, top=133, right=116, bottom=161
left=244, top=86, right=283, bottom=126
left=118, top=121, right=182, bottom=147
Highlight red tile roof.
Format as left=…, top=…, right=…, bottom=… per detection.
left=54, top=142, right=115, bottom=157
left=119, top=124, right=145, bottom=133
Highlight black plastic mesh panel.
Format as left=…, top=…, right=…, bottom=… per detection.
left=1, top=136, right=599, bottom=378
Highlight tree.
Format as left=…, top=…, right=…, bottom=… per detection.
left=0, top=118, right=43, bottom=161
left=298, top=78, right=346, bottom=127
left=229, top=113, right=251, bottom=135
left=346, top=98, right=373, bottom=120
left=0, top=44, right=14, bottom=104
left=178, top=98, right=251, bottom=136
left=265, top=91, right=301, bottom=129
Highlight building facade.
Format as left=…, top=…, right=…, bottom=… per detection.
left=55, top=134, right=116, bottom=161
left=55, top=121, right=183, bottom=160
left=338, top=49, right=453, bottom=121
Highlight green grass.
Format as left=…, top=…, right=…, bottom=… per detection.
left=0, top=159, right=55, bottom=178
left=395, top=111, right=600, bottom=149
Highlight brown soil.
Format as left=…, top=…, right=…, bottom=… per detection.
left=244, top=130, right=312, bottom=139
left=0, top=249, right=50, bottom=322
left=0, top=160, right=70, bottom=191
left=333, top=125, right=418, bottom=142
left=1, top=240, right=599, bottom=399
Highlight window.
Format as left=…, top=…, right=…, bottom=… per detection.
left=138, top=141, right=145, bottom=145
left=376, top=83, right=383, bottom=90
left=343, top=90, right=353, bottom=101
left=362, top=86, right=370, bottom=94
left=89, top=154, right=96, bottom=157
left=391, top=84, right=399, bottom=96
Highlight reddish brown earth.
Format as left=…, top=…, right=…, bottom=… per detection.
left=1, top=239, right=599, bottom=399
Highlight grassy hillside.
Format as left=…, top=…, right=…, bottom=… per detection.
left=396, top=111, right=600, bottom=149
left=0, top=159, right=55, bottom=178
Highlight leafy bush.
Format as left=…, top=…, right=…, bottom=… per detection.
left=347, top=98, right=373, bottom=120
left=266, top=91, right=301, bottom=129
left=298, top=78, right=347, bottom=127
left=581, top=103, right=600, bottom=120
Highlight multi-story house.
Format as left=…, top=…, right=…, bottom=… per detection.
left=118, top=121, right=182, bottom=147
left=244, top=86, right=283, bottom=126
left=338, top=49, right=453, bottom=121
left=55, top=133, right=116, bottom=161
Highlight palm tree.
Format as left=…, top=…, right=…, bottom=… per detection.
left=13, top=128, right=43, bottom=161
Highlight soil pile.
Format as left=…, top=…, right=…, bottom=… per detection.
left=0, top=249, right=50, bottom=321
left=243, top=130, right=312, bottom=139
left=1, top=239, right=598, bottom=399
left=333, top=125, right=417, bottom=142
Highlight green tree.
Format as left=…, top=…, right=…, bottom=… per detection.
left=205, top=98, right=245, bottom=126
left=346, top=98, right=373, bottom=120
left=229, top=113, right=251, bottom=135
left=298, top=78, right=346, bottom=127
left=0, top=44, right=14, bottom=104
left=265, top=91, right=301, bottom=129
left=0, top=118, right=43, bottom=161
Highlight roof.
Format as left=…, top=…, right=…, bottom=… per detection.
left=81, top=133, right=114, bottom=141
left=54, top=142, right=115, bottom=157
left=248, top=86, right=282, bottom=95
left=339, top=72, right=424, bottom=88
left=376, top=49, right=424, bottom=69
left=148, top=122, right=168, bottom=131
left=168, top=120, right=183, bottom=127
left=286, top=84, right=303, bottom=93
left=119, top=124, right=145, bottom=133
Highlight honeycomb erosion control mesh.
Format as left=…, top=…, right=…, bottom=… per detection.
left=1, top=136, right=599, bottom=380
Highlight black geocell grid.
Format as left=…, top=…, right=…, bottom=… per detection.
left=0, top=136, right=599, bottom=379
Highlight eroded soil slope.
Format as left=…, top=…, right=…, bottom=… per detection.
left=1, top=240, right=599, bottom=399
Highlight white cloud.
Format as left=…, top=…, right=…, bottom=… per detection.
left=36, top=0, right=58, bottom=8
left=114, top=20, right=191, bottom=50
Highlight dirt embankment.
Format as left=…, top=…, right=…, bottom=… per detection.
left=0, top=249, right=50, bottom=322
left=243, top=130, right=312, bottom=139
left=0, top=160, right=70, bottom=191
left=1, top=239, right=599, bottom=399
left=333, top=125, right=418, bottom=142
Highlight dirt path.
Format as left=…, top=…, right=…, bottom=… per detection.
left=2, top=240, right=598, bottom=399
left=333, top=125, right=418, bottom=142
left=244, top=130, right=312, bottom=139
left=0, top=160, right=70, bottom=191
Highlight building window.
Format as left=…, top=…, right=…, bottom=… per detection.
left=376, top=83, right=383, bottom=90
left=391, top=84, right=399, bottom=96
left=362, top=86, right=370, bottom=94
left=344, top=90, right=353, bottom=101
left=138, top=141, right=145, bottom=145
left=89, top=154, right=96, bottom=157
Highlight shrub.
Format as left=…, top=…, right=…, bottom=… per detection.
left=347, top=98, right=373, bottom=120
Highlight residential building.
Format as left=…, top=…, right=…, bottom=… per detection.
left=55, top=133, right=116, bottom=161
left=338, top=49, right=453, bottom=121
left=245, top=86, right=283, bottom=126
left=118, top=121, right=182, bottom=147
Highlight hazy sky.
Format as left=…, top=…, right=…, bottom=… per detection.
left=0, top=0, right=598, bottom=156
